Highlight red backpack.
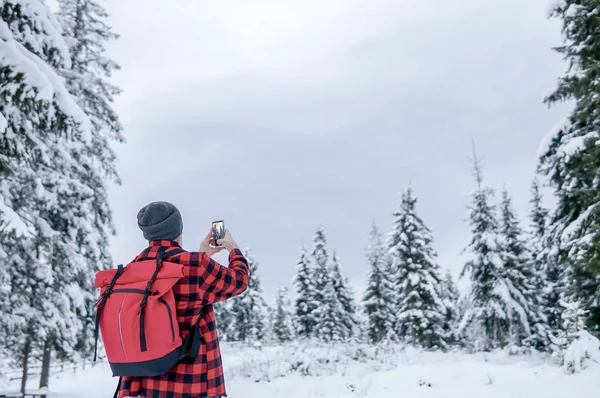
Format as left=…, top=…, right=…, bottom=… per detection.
left=93, top=249, right=202, bottom=377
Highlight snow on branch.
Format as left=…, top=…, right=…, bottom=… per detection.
left=0, top=199, right=33, bottom=237
left=561, top=203, right=599, bottom=245
left=0, top=20, right=91, bottom=140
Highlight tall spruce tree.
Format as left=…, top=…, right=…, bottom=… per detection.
left=459, top=154, right=509, bottom=350
left=387, top=187, right=448, bottom=349
left=0, top=1, right=119, bottom=391
left=440, top=270, right=460, bottom=346
left=230, top=248, right=267, bottom=342
left=363, top=223, right=398, bottom=343
left=273, top=287, right=294, bottom=342
left=542, top=0, right=600, bottom=333
left=310, top=227, right=348, bottom=341
left=312, top=226, right=329, bottom=307
left=330, top=251, right=358, bottom=339
left=527, top=180, right=557, bottom=350
left=498, top=189, right=549, bottom=349
left=529, top=179, right=554, bottom=322
left=56, top=0, right=123, bottom=358
left=57, top=0, right=123, bottom=150
left=293, top=246, right=317, bottom=338
left=314, top=270, right=345, bottom=343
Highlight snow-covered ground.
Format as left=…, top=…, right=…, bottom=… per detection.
left=5, top=343, right=598, bottom=398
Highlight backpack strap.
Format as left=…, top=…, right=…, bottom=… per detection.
left=138, top=256, right=162, bottom=352
left=154, top=247, right=204, bottom=360
left=113, top=377, right=121, bottom=398
left=94, top=264, right=124, bottom=362
left=162, top=247, right=186, bottom=259
left=139, top=247, right=188, bottom=352
left=179, top=309, right=204, bottom=360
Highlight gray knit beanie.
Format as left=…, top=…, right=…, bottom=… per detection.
left=137, top=201, right=183, bottom=241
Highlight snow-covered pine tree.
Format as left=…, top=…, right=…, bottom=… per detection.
left=440, top=270, right=460, bottom=346
left=529, top=179, right=574, bottom=346
left=230, top=248, right=267, bottom=343
left=293, top=246, right=317, bottom=338
left=273, top=287, right=294, bottom=342
left=56, top=0, right=123, bottom=360
left=310, top=227, right=348, bottom=341
left=542, top=0, right=600, bottom=333
left=312, top=226, right=329, bottom=307
left=387, top=187, right=448, bottom=349
left=498, top=188, right=549, bottom=349
left=555, top=298, right=600, bottom=373
left=330, top=251, right=358, bottom=339
left=263, top=301, right=276, bottom=344
left=57, top=0, right=123, bottom=150
left=363, top=223, right=397, bottom=343
left=530, top=179, right=549, bottom=242
left=554, top=298, right=587, bottom=353
left=1, top=1, right=117, bottom=391
left=457, top=295, right=476, bottom=348
left=527, top=180, right=556, bottom=351
left=459, top=153, right=509, bottom=351
left=529, top=179, right=555, bottom=322
left=213, top=300, right=234, bottom=342
left=314, top=271, right=345, bottom=343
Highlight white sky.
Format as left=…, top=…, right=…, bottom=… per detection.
left=102, top=0, right=570, bottom=301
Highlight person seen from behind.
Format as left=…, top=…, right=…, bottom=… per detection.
left=95, top=201, right=249, bottom=398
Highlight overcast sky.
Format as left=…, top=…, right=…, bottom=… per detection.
left=102, top=0, right=570, bottom=301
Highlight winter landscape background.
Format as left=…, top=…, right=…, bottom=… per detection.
left=1, top=0, right=600, bottom=397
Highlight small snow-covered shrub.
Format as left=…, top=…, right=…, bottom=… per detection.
left=221, top=341, right=403, bottom=382
left=562, top=331, right=600, bottom=374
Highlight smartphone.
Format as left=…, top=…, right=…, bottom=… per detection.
left=212, top=220, right=225, bottom=246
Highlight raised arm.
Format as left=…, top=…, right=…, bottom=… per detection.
left=195, top=229, right=249, bottom=304
left=196, top=249, right=249, bottom=304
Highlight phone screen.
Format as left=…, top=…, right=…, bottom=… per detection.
left=212, top=220, right=225, bottom=244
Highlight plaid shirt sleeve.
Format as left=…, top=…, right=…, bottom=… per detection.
left=193, top=248, right=249, bottom=305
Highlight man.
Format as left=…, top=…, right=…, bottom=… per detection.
left=120, top=201, right=249, bottom=398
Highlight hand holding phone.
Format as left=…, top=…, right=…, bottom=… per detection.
left=211, top=220, right=225, bottom=247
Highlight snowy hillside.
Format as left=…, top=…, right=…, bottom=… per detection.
left=8, top=343, right=597, bottom=398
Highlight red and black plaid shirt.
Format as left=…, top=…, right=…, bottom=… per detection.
left=118, top=240, right=249, bottom=398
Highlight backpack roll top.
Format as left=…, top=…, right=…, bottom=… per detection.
left=94, top=256, right=186, bottom=377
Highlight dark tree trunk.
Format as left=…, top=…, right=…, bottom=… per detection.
left=39, top=337, right=52, bottom=389
left=20, top=334, right=32, bottom=394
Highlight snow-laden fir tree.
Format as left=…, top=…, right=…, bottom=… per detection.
left=330, top=251, right=358, bottom=339
left=459, top=154, right=509, bottom=351
left=527, top=180, right=556, bottom=350
left=293, top=246, right=317, bottom=338
left=56, top=0, right=123, bottom=359
left=312, top=226, right=329, bottom=307
left=229, top=248, right=268, bottom=342
left=213, top=300, right=234, bottom=342
left=263, top=301, right=276, bottom=344
left=553, top=298, right=587, bottom=353
left=273, top=287, right=294, bottom=342
left=57, top=0, right=123, bottom=150
left=542, top=0, right=600, bottom=333
left=314, top=270, right=345, bottom=343
left=363, top=223, right=398, bottom=343
left=498, top=189, right=549, bottom=349
left=1, top=1, right=122, bottom=390
left=310, top=227, right=349, bottom=341
left=440, top=270, right=460, bottom=346
left=529, top=179, right=556, bottom=325
left=529, top=179, right=575, bottom=346
left=387, top=187, right=448, bottom=349
left=554, top=298, right=600, bottom=374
